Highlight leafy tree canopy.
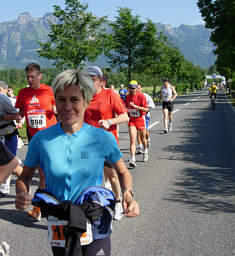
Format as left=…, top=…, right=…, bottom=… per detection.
left=197, top=0, right=235, bottom=77
left=38, top=0, right=108, bottom=69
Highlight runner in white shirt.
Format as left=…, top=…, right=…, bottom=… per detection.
left=159, top=78, right=177, bottom=133
left=136, top=84, right=155, bottom=152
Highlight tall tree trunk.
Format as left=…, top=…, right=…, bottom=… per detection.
left=128, top=50, right=131, bottom=82
left=153, top=72, right=157, bottom=98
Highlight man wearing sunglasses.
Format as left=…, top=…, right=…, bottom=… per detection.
left=125, top=80, right=149, bottom=168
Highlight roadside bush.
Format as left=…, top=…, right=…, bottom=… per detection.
left=176, top=83, right=191, bottom=94
left=231, top=78, right=235, bottom=91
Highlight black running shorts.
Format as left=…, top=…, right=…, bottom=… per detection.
left=0, top=141, right=14, bottom=166
left=52, top=236, right=111, bottom=256
left=162, top=101, right=173, bottom=112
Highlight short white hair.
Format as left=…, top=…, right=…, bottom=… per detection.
left=52, top=69, right=95, bottom=103
left=0, top=81, right=8, bottom=89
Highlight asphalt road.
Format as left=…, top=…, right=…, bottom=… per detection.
left=0, top=89, right=235, bottom=256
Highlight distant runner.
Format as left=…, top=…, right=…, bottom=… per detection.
left=136, top=84, right=155, bottom=151
left=159, top=78, right=177, bottom=133
left=125, top=80, right=149, bottom=168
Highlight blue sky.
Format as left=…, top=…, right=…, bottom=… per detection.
left=1, top=0, right=204, bottom=27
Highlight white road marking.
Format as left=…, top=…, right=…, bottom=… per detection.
left=149, top=121, right=160, bottom=129
left=172, top=109, right=180, bottom=113
left=149, top=97, right=197, bottom=129
left=149, top=108, right=181, bottom=129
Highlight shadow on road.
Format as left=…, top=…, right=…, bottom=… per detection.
left=0, top=208, right=47, bottom=229
left=162, top=95, right=235, bottom=214
left=165, top=167, right=235, bottom=214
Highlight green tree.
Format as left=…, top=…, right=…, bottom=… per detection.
left=134, top=19, right=170, bottom=96
left=107, top=7, right=145, bottom=81
left=208, top=64, right=217, bottom=75
left=38, top=0, right=108, bottom=69
left=197, top=0, right=235, bottom=75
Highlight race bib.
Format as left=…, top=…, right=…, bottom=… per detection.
left=47, top=217, right=93, bottom=248
left=130, top=109, right=140, bottom=117
left=47, top=218, right=68, bottom=248
left=28, top=114, right=46, bottom=128
left=80, top=220, right=93, bottom=246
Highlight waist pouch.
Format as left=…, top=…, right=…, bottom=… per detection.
left=0, top=122, right=17, bottom=137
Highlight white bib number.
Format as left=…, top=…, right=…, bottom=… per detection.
left=28, top=114, right=46, bottom=128
left=130, top=109, right=140, bottom=117
left=47, top=217, right=93, bottom=248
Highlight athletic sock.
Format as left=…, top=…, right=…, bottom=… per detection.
left=5, top=176, right=11, bottom=187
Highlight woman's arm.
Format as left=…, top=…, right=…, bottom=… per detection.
left=113, top=158, right=139, bottom=217
left=15, top=166, right=36, bottom=210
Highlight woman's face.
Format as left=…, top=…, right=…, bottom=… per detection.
left=55, top=84, right=88, bottom=127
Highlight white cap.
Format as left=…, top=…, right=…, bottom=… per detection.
left=87, top=66, right=102, bottom=77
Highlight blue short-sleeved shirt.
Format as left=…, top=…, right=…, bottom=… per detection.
left=24, top=122, right=122, bottom=203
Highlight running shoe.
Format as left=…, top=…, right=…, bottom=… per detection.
left=103, top=181, right=112, bottom=191
left=147, top=140, right=151, bottom=148
left=28, top=206, right=41, bottom=221
left=0, top=184, right=10, bottom=195
left=129, top=160, right=137, bottom=168
left=168, top=123, right=173, bottom=132
left=164, top=129, right=168, bottom=134
left=137, top=146, right=143, bottom=154
left=143, top=152, right=149, bottom=162
left=0, top=241, right=10, bottom=256
left=113, top=199, right=123, bottom=221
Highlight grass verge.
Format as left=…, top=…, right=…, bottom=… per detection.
left=226, top=90, right=235, bottom=107
left=18, top=123, right=27, bottom=142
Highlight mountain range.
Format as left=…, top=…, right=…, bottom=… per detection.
left=0, top=12, right=216, bottom=70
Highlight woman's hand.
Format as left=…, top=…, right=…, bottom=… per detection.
left=15, top=192, right=32, bottom=210
left=122, top=191, right=139, bottom=217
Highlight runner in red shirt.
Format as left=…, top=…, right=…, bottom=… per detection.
left=15, top=63, right=57, bottom=220
left=84, top=66, right=129, bottom=220
left=125, top=80, right=149, bottom=168
left=16, top=78, right=57, bottom=137
left=84, top=85, right=126, bottom=144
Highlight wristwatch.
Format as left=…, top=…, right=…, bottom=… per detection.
left=107, top=119, right=112, bottom=126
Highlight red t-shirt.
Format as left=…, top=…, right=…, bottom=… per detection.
left=125, top=92, right=148, bottom=120
left=84, top=88, right=127, bottom=144
left=15, top=84, right=57, bottom=136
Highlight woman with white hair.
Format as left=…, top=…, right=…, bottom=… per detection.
left=15, top=69, right=139, bottom=256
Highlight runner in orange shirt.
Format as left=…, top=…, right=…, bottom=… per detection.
left=84, top=66, right=129, bottom=220
left=125, top=80, right=149, bottom=168
left=15, top=63, right=57, bottom=220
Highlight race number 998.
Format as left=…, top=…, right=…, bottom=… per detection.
left=28, top=115, right=46, bottom=128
